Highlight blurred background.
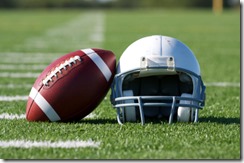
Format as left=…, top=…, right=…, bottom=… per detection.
left=0, top=0, right=240, bottom=10
left=0, top=0, right=241, bottom=159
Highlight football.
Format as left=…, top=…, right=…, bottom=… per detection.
left=26, top=48, right=116, bottom=122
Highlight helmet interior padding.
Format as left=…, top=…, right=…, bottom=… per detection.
left=122, top=73, right=193, bottom=119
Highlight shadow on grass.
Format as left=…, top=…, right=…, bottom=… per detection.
left=79, top=118, right=118, bottom=124
left=79, top=117, right=173, bottom=125
left=65, top=116, right=240, bottom=125
left=199, top=116, right=240, bottom=125
left=80, top=116, right=241, bottom=125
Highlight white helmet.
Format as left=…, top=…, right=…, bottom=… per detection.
left=110, top=35, right=206, bottom=125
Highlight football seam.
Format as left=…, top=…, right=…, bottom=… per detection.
left=42, top=55, right=82, bottom=86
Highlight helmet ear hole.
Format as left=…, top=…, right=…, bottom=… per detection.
left=177, top=93, right=194, bottom=122
left=123, top=90, right=137, bottom=122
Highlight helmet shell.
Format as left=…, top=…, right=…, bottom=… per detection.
left=117, top=35, right=201, bottom=76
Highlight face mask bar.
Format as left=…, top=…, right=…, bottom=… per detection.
left=111, top=68, right=206, bottom=125
left=114, top=95, right=204, bottom=125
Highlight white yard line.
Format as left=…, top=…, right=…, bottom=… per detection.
left=0, top=140, right=100, bottom=148
left=0, top=52, right=59, bottom=58
left=0, top=95, right=28, bottom=101
left=0, top=113, right=26, bottom=120
left=0, top=64, right=46, bottom=70
left=0, top=112, right=96, bottom=120
left=0, top=72, right=39, bottom=78
left=0, top=52, right=58, bottom=63
left=84, top=112, right=96, bottom=119
left=205, top=82, right=240, bottom=87
left=0, top=84, right=32, bottom=88
left=0, top=72, right=41, bottom=78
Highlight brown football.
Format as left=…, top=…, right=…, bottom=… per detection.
left=26, top=48, right=116, bottom=122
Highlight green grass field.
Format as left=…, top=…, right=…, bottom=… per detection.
left=0, top=8, right=240, bottom=159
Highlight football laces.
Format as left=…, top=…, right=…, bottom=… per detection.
left=42, top=56, right=82, bottom=86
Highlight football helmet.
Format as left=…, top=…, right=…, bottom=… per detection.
left=110, top=35, right=206, bottom=125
